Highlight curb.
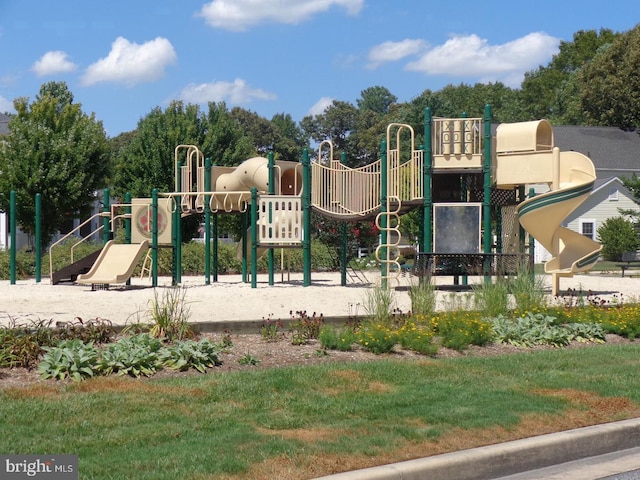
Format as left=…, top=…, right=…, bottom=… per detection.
left=314, top=418, right=640, bottom=480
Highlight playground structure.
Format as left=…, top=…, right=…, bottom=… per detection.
left=7, top=106, right=601, bottom=295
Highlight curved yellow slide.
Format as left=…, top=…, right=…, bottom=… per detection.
left=495, top=120, right=602, bottom=295
left=77, top=240, right=149, bottom=286
left=517, top=150, right=602, bottom=294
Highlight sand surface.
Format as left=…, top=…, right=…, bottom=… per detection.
left=0, top=270, right=638, bottom=328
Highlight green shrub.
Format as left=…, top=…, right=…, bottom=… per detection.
left=397, top=321, right=438, bottom=356
left=318, top=325, right=356, bottom=351
left=38, top=339, right=99, bottom=381
left=597, top=216, right=640, bottom=261
left=356, top=321, right=397, bottom=354
left=433, top=313, right=493, bottom=351
left=98, top=334, right=163, bottom=378
left=160, top=338, right=223, bottom=372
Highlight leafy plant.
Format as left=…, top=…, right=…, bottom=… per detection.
left=260, top=317, right=284, bottom=342
left=397, top=321, right=438, bottom=356
left=356, top=321, right=397, bottom=354
left=490, top=313, right=606, bottom=347
left=408, top=279, right=437, bottom=316
left=318, top=325, right=356, bottom=351
left=37, top=339, right=99, bottom=381
left=509, top=265, right=547, bottom=314
left=54, top=317, right=116, bottom=344
left=363, top=285, right=398, bottom=324
left=289, top=311, right=323, bottom=345
left=98, top=334, right=163, bottom=378
left=238, top=352, right=260, bottom=366
left=472, top=279, right=510, bottom=317
left=147, top=287, right=193, bottom=341
left=160, top=338, right=223, bottom=373
left=433, top=313, right=493, bottom=351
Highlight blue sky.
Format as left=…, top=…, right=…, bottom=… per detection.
left=0, top=1, right=638, bottom=137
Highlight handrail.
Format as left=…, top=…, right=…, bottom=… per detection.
left=49, top=212, right=107, bottom=283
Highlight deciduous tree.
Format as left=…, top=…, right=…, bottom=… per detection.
left=0, top=81, right=109, bottom=247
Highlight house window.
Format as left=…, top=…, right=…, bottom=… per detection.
left=579, top=219, right=596, bottom=240
left=608, top=187, right=619, bottom=201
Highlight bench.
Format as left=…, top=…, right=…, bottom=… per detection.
left=616, top=251, right=640, bottom=277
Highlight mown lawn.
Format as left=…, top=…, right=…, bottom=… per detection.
left=2, top=344, right=640, bottom=479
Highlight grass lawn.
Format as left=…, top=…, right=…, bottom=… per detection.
left=2, top=344, right=640, bottom=479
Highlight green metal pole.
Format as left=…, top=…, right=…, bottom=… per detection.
left=340, top=151, right=348, bottom=286
left=125, top=192, right=132, bottom=286
left=241, top=211, right=248, bottom=283
left=251, top=187, right=258, bottom=288
left=9, top=190, right=16, bottom=285
left=175, top=159, right=183, bottom=286
left=205, top=157, right=212, bottom=285
left=302, top=148, right=311, bottom=286
left=483, top=104, right=493, bottom=283
left=125, top=192, right=132, bottom=244
left=102, top=188, right=110, bottom=245
left=151, top=188, right=158, bottom=288
left=212, top=215, right=218, bottom=282
left=268, top=151, right=275, bottom=286
left=528, top=187, right=536, bottom=277
left=423, top=108, right=433, bottom=254
left=34, top=193, right=41, bottom=283
left=341, top=222, right=347, bottom=286
left=380, top=139, right=388, bottom=290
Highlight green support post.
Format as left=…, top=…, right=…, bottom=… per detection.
left=174, top=160, right=183, bottom=286
left=268, top=151, right=275, bottom=286
left=151, top=189, right=158, bottom=288
left=423, top=108, right=433, bottom=254
left=302, top=149, right=311, bottom=286
left=380, top=139, right=388, bottom=290
left=241, top=211, right=248, bottom=283
left=341, top=222, right=347, bottom=286
left=205, top=157, right=212, bottom=285
left=340, top=151, right=348, bottom=286
left=102, top=189, right=110, bottom=245
left=125, top=192, right=132, bottom=286
left=212, top=214, right=218, bottom=282
left=483, top=104, right=493, bottom=283
left=251, top=187, right=258, bottom=288
left=528, top=187, right=536, bottom=278
left=125, top=192, right=132, bottom=244
left=34, top=193, right=41, bottom=283
left=9, top=190, right=16, bottom=285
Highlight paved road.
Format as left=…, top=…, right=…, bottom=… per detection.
left=493, top=447, right=640, bottom=480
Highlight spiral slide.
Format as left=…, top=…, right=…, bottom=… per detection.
left=495, top=121, right=602, bottom=295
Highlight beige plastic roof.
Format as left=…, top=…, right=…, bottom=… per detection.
left=496, top=119, right=554, bottom=153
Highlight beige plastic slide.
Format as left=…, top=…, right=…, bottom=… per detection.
left=495, top=120, right=602, bottom=295
left=76, top=240, right=150, bottom=286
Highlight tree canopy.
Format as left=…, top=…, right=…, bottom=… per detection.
left=0, top=81, right=109, bottom=246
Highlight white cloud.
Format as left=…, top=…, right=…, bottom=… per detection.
left=31, top=51, right=77, bottom=77
left=405, top=32, right=559, bottom=87
left=367, top=39, right=428, bottom=69
left=178, top=78, right=276, bottom=105
left=198, top=0, right=363, bottom=31
left=308, top=96, right=334, bottom=116
left=81, top=36, right=177, bottom=87
left=0, top=95, right=14, bottom=113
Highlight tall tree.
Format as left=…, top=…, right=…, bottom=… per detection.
left=579, top=25, right=640, bottom=129
left=270, top=112, right=307, bottom=161
left=520, top=29, right=618, bottom=124
left=0, top=81, right=109, bottom=247
left=300, top=100, right=358, bottom=164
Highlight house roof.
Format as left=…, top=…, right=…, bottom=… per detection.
left=0, top=112, right=10, bottom=136
left=552, top=125, right=640, bottom=174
